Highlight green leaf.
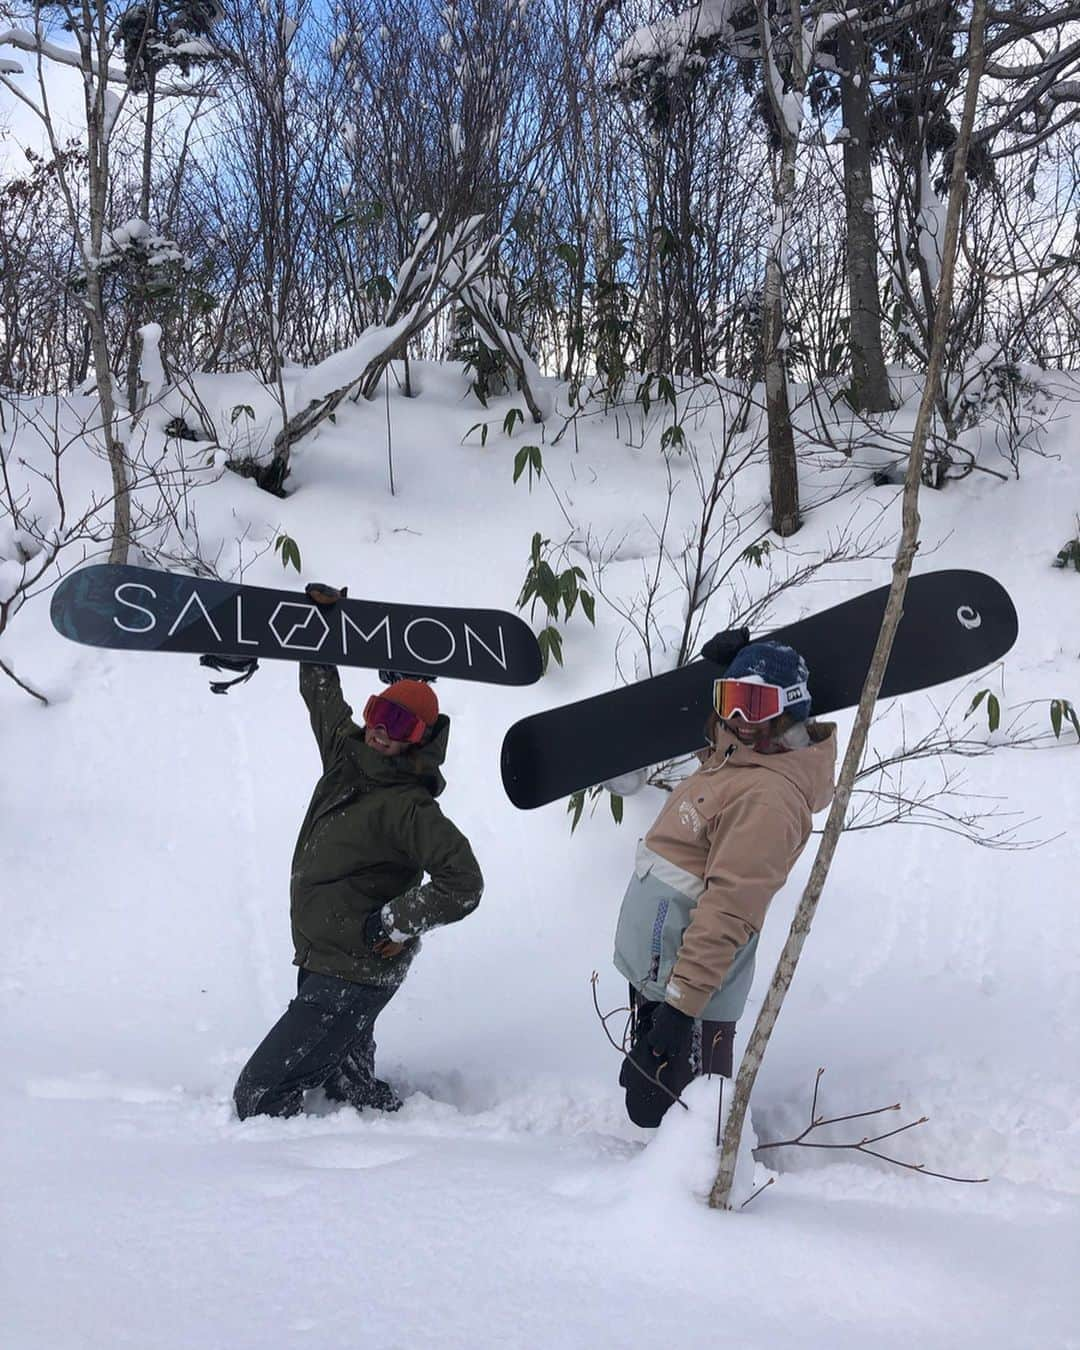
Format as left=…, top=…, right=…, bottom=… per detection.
left=580, top=590, right=596, bottom=625
left=987, top=693, right=1001, bottom=733
left=1054, top=539, right=1080, bottom=571
left=537, top=560, right=558, bottom=593
left=1050, top=699, right=1080, bottom=740
left=513, top=444, right=543, bottom=490
left=660, top=423, right=685, bottom=452
left=965, top=689, right=989, bottom=718
left=541, top=624, right=564, bottom=668
left=503, top=407, right=524, bottom=437
left=567, top=790, right=586, bottom=833
left=610, top=792, right=624, bottom=824
left=276, top=534, right=302, bottom=573
left=657, top=374, right=676, bottom=408
left=464, top=421, right=490, bottom=445
left=555, top=242, right=580, bottom=269
left=560, top=568, right=579, bottom=619
left=741, top=540, right=772, bottom=568
left=230, top=404, right=255, bottom=424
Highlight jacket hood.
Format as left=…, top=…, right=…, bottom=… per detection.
left=703, top=721, right=836, bottom=814
left=344, top=713, right=450, bottom=797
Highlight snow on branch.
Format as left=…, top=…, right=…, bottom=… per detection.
left=0, top=25, right=216, bottom=97
left=610, top=0, right=756, bottom=88
left=0, top=25, right=130, bottom=83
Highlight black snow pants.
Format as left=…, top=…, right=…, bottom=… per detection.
left=233, top=969, right=399, bottom=1120
left=619, top=986, right=735, bottom=1129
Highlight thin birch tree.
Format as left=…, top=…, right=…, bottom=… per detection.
left=709, top=0, right=990, bottom=1211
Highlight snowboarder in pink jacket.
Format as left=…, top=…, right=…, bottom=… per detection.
left=613, top=637, right=836, bottom=1126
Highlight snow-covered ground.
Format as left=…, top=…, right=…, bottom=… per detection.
left=3, top=364, right=1078, bottom=1349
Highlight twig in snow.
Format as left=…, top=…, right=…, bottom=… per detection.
left=740, top=1177, right=775, bottom=1210
left=755, top=1069, right=989, bottom=1184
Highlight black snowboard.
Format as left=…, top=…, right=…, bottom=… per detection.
left=51, top=564, right=543, bottom=686
left=501, top=569, right=1017, bottom=808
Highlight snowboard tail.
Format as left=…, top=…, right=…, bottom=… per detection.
left=51, top=565, right=543, bottom=686
left=500, top=570, right=1018, bottom=808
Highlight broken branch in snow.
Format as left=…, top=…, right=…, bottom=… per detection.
left=755, top=1069, right=990, bottom=1184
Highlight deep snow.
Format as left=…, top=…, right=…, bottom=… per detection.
left=2, top=363, right=1078, bottom=1349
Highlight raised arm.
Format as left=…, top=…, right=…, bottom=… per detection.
left=299, top=664, right=358, bottom=769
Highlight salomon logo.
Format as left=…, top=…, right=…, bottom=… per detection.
left=957, top=606, right=982, bottom=630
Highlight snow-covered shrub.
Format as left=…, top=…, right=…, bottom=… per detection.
left=955, top=354, right=1057, bottom=477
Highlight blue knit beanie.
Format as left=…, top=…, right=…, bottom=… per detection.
left=723, top=640, right=812, bottom=722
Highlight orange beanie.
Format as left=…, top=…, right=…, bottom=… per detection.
left=382, top=679, right=439, bottom=727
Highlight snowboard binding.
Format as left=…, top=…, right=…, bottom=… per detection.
left=200, top=653, right=259, bottom=695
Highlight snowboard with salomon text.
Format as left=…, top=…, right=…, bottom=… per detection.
left=51, top=564, right=543, bottom=686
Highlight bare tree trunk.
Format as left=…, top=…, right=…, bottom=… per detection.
left=759, top=0, right=803, bottom=538
left=761, top=217, right=800, bottom=535
left=838, top=21, right=893, bottom=414
left=127, top=43, right=158, bottom=417
left=84, top=0, right=130, bottom=564
left=85, top=269, right=131, bottom=564
left=709, top=0, right=989, bottom=1211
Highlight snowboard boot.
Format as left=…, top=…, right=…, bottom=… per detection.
left=324, top=1042, right=403, bottom=1113
left=325, top=1072, right=403, bottom=1113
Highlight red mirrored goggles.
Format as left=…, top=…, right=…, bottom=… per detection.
left=713, top=677, right=808, bottom=725
left=363, top=694, right=428, bottom=744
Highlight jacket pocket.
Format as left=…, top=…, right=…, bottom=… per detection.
left=656, top=891, right=694, bottom=988
left=613, top=870, right=694, bottom=996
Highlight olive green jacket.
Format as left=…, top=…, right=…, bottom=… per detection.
left=289, top=664, right=483, bottom=986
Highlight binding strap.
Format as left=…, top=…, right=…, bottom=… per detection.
left=199, top=654, right=260, bottom=695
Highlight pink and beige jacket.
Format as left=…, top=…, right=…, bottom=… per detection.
left=613, top=723, right=836, bottom=1021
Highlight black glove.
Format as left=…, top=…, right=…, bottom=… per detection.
left=700, top=626, right=750, bottom=669
left=305, top=582, right=348, bottom=605
left=619, top=1001, right=696, bottom=1128
left=363, top=908, right=409, bottom=959
left=646, top=1003, right=694, bottom=1065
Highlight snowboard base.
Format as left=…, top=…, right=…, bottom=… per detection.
left=501, top=570, right=1018, bottom=808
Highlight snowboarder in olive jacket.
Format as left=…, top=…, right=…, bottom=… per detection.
left=613, top=636, right=836, bottom=1128
left=234, top=630, right=483, bottom=1120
